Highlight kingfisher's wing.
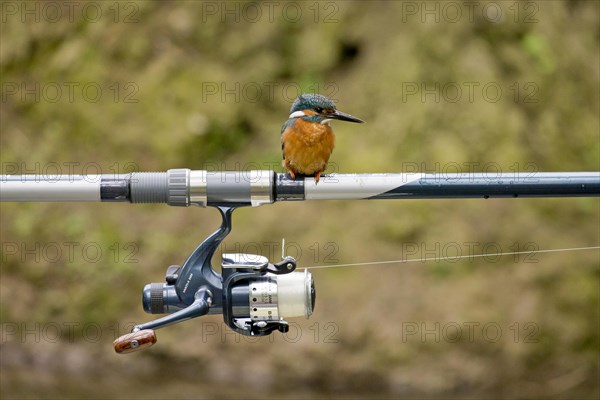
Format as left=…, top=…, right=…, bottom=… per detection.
left=281, top=118, right=295, bottom=134
left=281, top=119, right=295, bottom=160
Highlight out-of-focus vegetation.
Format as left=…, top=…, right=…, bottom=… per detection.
left=1, top=1, right=598, bottom=398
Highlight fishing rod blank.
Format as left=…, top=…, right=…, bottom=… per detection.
left=2, top=170, right=599, bottom=205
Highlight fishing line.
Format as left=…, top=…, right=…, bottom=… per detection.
left=307, top=246, right=600, bottom=270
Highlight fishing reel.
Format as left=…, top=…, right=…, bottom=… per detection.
left=114, top=206, right=315, bottom=353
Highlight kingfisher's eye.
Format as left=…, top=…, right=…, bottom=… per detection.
left=315, top=107, right=323, bottom=113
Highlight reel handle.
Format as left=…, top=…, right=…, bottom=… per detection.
left=113, top=329, right=157, bottom=354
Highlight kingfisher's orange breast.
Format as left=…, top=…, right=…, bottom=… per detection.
left=281, top=118, right=336, bottom=176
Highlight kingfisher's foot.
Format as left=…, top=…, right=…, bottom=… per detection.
left=315, top=172, right=321, bottom=184
left=285, top=171, right=325, bottom=183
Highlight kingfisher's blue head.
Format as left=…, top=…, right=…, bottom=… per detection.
left=288, top=94, right=364, bottom=125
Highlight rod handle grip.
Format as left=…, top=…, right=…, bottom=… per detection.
left=113, top=329, right=157, bottom=354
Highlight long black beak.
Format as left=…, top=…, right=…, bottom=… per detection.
left=326, top=110, right=365, bottom=123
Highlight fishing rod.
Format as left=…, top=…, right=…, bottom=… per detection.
left=2, top=170, right=598, bottom=204
left=2, top=170, right=599, bottom=353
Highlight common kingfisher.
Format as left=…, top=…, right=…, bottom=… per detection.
left=281, top=94, right=364, bottom=183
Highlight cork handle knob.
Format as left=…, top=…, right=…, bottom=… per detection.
left=113, top=329, right=157, bottom=354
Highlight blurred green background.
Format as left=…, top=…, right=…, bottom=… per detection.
left=1, top=1, right=599, bottom=398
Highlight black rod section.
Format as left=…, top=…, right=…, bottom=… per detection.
left=276, top=172, right=600, bottom=201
